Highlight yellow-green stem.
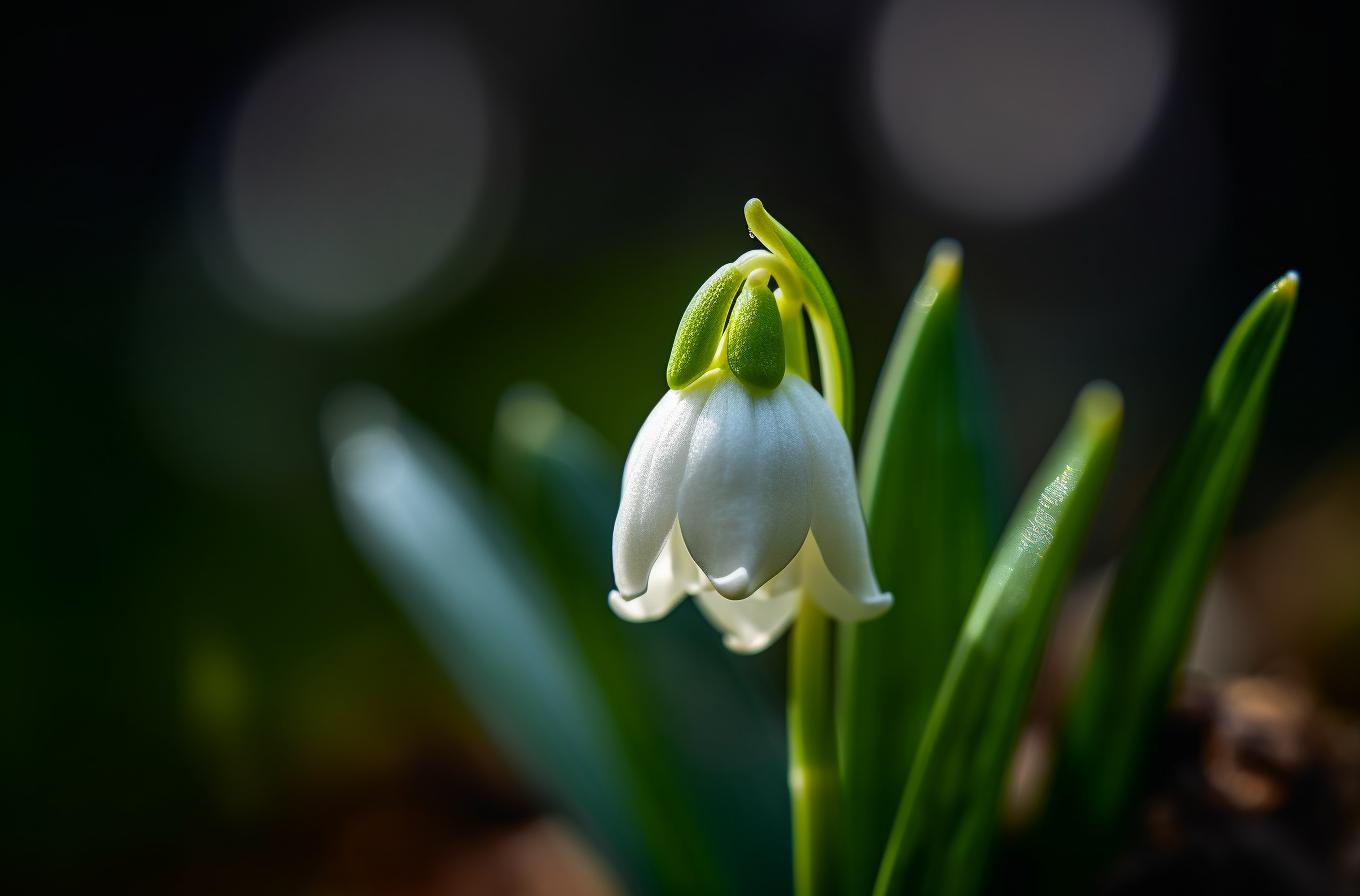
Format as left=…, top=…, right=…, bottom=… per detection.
left=789, top=596, right=839, bottom=896
left=775, top=251, right=850, bottom=896
left=749, top=199, right=854, bottom=896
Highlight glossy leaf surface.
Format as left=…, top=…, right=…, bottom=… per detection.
left=1042, top=273, right=1297, bottom=863
left=874, top=382, right=1123, bottom=896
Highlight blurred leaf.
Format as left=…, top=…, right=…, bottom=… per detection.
left=324, top=386, right=649, bottom=885
left=1042, top=273, right=1297, bottom=866
left=836, top=241, right=1005, bottom=893
left=874, top=382, right=1123, bottom=896
left=492, top=384, right=790, bottom=894
left=493, top=383, right=620, bottom=587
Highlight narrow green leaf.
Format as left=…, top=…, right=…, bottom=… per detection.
left=836, top=241, right=1005, bottom=894
left=1042, top=273, right=1297, bottom=865
left=874, top=382, right=1123, bottom=896
left=492, top=384, right=791, bottom=895
left=323, top=386, right=650, bottom=885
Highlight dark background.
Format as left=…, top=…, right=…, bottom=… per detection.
left=6, top=0, right=1354, bottom=891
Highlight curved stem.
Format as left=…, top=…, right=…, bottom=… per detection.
left=747, top=201, right=856, bottom=896
left=805, top=306, right=850, bottom=430
left=744, top=198, right=855, bottom=434
left=777, top=292, right=811, bottom=382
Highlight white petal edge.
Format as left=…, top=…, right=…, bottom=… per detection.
left=678, top=375, right=811, bottom=599
left=609, top=522, right=700, bottom=622
left=784, top=376, right=889, bottom=612
left=799, top=533, right=892, bottom=621
left=695, top=586, right=801, bottom=654
left=612, top=377, right=716, bottom=597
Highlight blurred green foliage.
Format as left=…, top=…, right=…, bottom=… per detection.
left=328, top=383, right=790, bottom=893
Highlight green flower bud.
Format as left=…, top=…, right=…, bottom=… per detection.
left=667, top=263, right=745, bottom=389
left=726, top=277, right=785, bottom=390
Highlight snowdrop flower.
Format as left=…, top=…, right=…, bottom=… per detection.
left=608, top=257, right=892, bottom=653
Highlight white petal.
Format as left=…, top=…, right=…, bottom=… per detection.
left=784, top=377, right=893, bottom=620
left=612, top=378, right=715, bottom=598
left=695, top=580, right=801, bottom=654
left=609, top=524, right=698, bottom=622
left=621, top=388, right=680, bottom=486
left=799, top=533, right=892, bottom=621
left=677, top=375, right=811, bottom=599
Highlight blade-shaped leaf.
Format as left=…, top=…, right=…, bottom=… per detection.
left=1042, top=273, right=1297, bottom=865
left=837, top=241, right=1005, bottom=893
left=492, top=384, right=790, bottom=895
left=323, top=386, right=649, bottom=885
left=874, top=382, right=1124, bottom=896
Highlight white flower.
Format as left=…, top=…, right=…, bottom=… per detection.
left=609, top=368, right=892, bottom=653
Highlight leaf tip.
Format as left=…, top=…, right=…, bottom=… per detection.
left=925, top=239, right=963, bottom=295
left=1274, top=270, right=1300, bottom=304
left=1075, top=380, right=1124, bottom=436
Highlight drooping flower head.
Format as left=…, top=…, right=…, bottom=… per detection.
left=609, top=200, right=892, bottom=653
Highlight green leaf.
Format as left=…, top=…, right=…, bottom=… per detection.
left=491, top=384, right=791, bottom=895
left=1041, top=273, right=1297, bottom=867
left=836, top=241, right=1005, bottom=894
left=873, top=382, right=1124, bottom=896
left=323, top=386, right=650, bottom=886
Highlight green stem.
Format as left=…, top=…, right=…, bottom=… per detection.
left=743, top=198, right=855, bottom=434
left=747, top=199, right=856, bottom=896
left=789, top=596, right=840, bottom=896
left=805, top=305, right=850, bottom=431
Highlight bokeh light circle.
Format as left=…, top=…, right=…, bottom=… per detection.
left=224, top=12, right=492, bottom=319
left=871, top=0, right=1173, bottom=220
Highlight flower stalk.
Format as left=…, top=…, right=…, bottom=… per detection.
left=744, top=200, right=854, bottom=896
left=609, top=199, right=882, bottom=894
left=789, top=596, right=840, bottom=896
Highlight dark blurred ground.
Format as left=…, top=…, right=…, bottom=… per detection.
left=5, top=1, right=1356, bottom=892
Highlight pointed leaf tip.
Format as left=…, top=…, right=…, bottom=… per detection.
left=1074, top=380, right=1124, bottom=437
left=837, top=233, right=995, bottom=894
left=924, top=239, right=963, bottom=294
left=1275, top=270, right=1300, bottom=302
left=1040, top=272, right=1296, bottom=881
left=871, top=379, right=1121, bottom=896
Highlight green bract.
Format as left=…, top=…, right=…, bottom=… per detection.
left=667, top=262, right=744, bottom=389
left=726, top=279, right=786, bottom=390
left=744, top=199, right=855, bottom=431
